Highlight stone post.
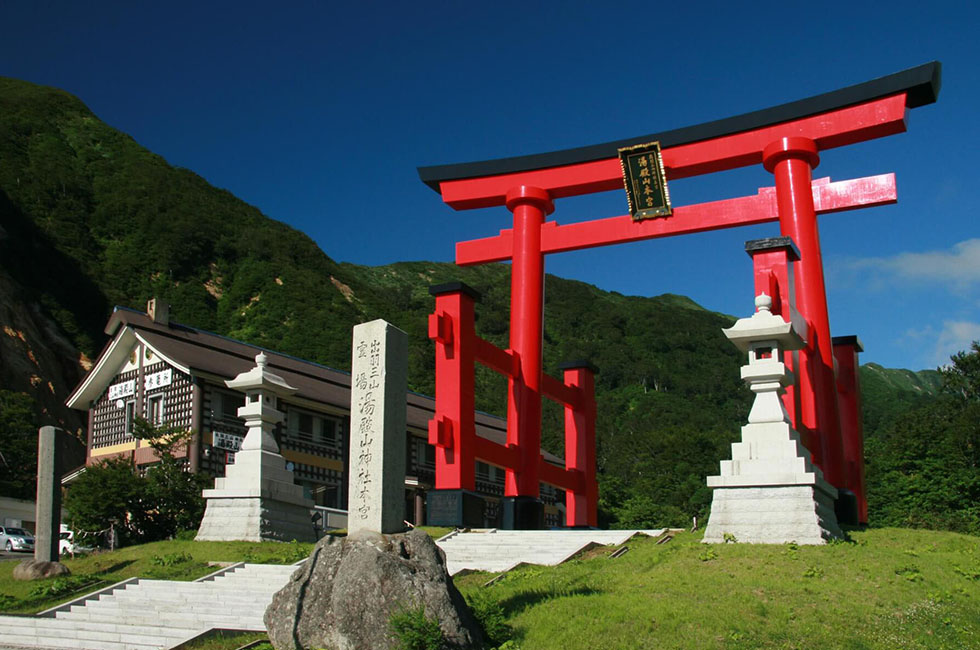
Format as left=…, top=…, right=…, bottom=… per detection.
left=35, top=426, right=62, bottom=563
left=348, top=319, right=408, bottom=535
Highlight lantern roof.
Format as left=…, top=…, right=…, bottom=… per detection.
left=225, top=352, right=298, bottom=396
left=723, top=294, right=805, bottom=354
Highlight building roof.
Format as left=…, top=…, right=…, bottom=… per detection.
left=67, top=306, right=563, bottom=465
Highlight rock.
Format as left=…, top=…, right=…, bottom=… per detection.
left=265, top=528, right=484, bottom=650
left=12, top=560, right=71, bottom=581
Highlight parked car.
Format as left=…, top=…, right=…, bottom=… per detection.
left=0, top=526, right=35, bottom=552
left=58, top=529, right=93, bottom=555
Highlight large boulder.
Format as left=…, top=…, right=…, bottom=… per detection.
left=12, top=560, right=70, bottom=581
left=265, top=528, right=484, bottom=650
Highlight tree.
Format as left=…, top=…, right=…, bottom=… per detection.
left=942, top=341, right=980, bottom=402
left=864, top=342, right=980, bottom=535
left=63, top=455, right=145, bottom=548
left=63, top=419, right=208, bottom=546
left=130, top=418, right=209, bottom=540
left=0, top=390, right=39, bottom=500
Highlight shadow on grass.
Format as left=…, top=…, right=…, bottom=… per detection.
left=498, top=585, right=602, bottom=617
left=93, top=559, right=135, bottom=575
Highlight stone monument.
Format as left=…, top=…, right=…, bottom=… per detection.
left=196, top=353, right=315, bottom=542
left=14, top=426, right=81, bottom=580
left=702, top=294, right=843, bottom=544
left=265, top=320, right=484, bottom=650
left=348, top=318, right=408, bottom=535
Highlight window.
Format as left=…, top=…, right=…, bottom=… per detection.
left=287, top=408, right=339, bottom=447
left=148, top=395, right=165, bottom=426
left=124, top=400, right=136, bottom=434
left=476, top=461, right=491, bottom=480
left=415, top=438, right=436, bottom=470
left=213, top=391, right=245, bottom=421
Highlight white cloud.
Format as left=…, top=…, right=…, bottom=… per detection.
left=935, top=320, right=980, bottom=367
left=906, top=320, right=980, bottom=368
left=850, top=239, right=980, bottom=290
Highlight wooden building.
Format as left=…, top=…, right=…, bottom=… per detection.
left=66, top=300, right=565, bottom=526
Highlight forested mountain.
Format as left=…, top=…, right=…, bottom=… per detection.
left=0, top=76, right=974, bottom=533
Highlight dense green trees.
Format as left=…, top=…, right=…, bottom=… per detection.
left=864, top=344, right=980, bottom=534
left=0, top=390, right=38, bottom=500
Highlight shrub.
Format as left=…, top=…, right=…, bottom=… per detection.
left=389, top=605, right=445, bottom=650
left=466, top=591, right=510, bottom=646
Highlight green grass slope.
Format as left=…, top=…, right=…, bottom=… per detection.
left=3, top=528, right=977, bottom=650
left=455, top=528, right=980, bottom=650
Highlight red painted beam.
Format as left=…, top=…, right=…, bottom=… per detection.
left=474, top=336, right=516, bottom=378
left=538, top=459, right=585, bottom=493
left=541, top=372, right=582, bottom=409
left=474, top=436, right=519, bottom=470
left=457, top=174, right=896, bottom=265
left=439, top=95, right=907, bottom=210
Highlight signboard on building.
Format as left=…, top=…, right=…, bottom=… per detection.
left=108, top=380, right=135, bottom=401
left=144, top=369, right=172, bottom=392
left=213, top=431, right=243, bottom=452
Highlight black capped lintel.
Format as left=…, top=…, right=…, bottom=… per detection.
left=418, top=61, right=940, bottom=192
left=558, top=360, right=600, bottom=374
left=429, top=281, right=481, bottom=301
left=745, top=237, right=801, bottom=261
left=832, top=335, right=864, bottom=353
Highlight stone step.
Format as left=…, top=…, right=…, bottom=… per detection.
left=109, top=586, right=277, bottom=597
left=99, top=594, right=272, bottom=609
left=0, top=617, right=195, bottom=648
left=57, top=609, right=265, bottom=629
left=70, top=601, right=268, bottom=617
left=437, top=529, right=665, bottom=575
left=2, top=634, right=167, bottom=650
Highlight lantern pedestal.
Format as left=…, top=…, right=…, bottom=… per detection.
left=702, top=419, right=841, bottom=545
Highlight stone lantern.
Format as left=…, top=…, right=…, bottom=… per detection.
left=702, top=294, right=842, bottom=545
left=196, top=353, right=315, bottom=542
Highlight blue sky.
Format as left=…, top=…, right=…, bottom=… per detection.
left=3, top=1, right=978, bottom=371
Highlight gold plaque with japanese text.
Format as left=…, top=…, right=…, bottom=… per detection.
left=619, top=141, right=672, bottom=220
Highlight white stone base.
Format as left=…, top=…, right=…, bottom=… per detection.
left=196, top=496, right=315, bottom=542
left=196, top=447, right=316, bottom=543
left=702, top=484, right=842, bottom=545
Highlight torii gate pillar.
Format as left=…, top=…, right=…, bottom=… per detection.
left=505, top=186, right=553, bottom=512
left=764, top=138, right=845, bottom=488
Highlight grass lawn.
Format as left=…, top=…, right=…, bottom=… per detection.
left=2, top=526, right=977, bottom=649
left=175, top=630, right=269, bottom=650
left=453, top=527, right=980, bottom=650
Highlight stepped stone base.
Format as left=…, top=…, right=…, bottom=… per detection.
left=702, top=484, right=842, bottom=545
left=197, top=496, right=315, bottom=542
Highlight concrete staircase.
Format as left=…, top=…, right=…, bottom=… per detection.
left=0, top=562, right=297, bottom=650
left=436, top=528, right=667, bottom=575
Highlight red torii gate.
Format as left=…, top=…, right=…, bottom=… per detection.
left=418, top=62, right=940, bottom=529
